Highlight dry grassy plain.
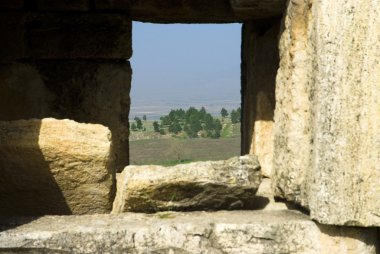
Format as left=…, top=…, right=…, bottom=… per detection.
left=129, top=122, right=241, bottom=166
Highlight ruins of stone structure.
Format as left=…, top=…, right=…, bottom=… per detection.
left=0, top=0, right=379, bottom=253
left=112, top=156, right=262, bottom=213
left=0, top=118, right=114, bottom=215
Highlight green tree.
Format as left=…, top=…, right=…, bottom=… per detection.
left=220, top=108, right=228, bottom=119
left=143, top=115, right=147, bottom=121
left=153, top=121, right=160, bottom=133
left=204, top=118, right=222, bottom=139
left=184, top=124, right=197, bottom=138
left=185, top=107, right=199, bottom=123
left=236, top=107, right=241, bottom=123
left=169, top=121, right=182, bottom=134
left=134, top=117, right=143, bottom=130
left=199, top=107, right=207, bottom=122
left=189, top=114, right=202, bottom=134
left=212, top=119, right=223, bottom=138
left=230, top=107, right=241, bottom=124
left=203, top=113, right=214, bottom=131
left=160, top=116, right=170, bottom=127
left=131, top=122, right=137, bottom=131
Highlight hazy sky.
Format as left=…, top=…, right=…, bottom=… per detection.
left=130, top=22, right=242, bottom=117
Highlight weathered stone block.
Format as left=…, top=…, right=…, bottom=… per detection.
left=94, top=0, right=130, bottom=10
left=0, top=118, right=113, bottom=215
left=34, top=0, right=91, bottom=11
left=241, top=20, right=279, bottom=177
left=0, top=13, right=131, bottom=61
left=127, top=0, right=286, bottom=23
left=0, top=13, right=27, bottom=63
left=130, top=0, right=235, bottom=23
left=112, top=155, right=262, bottom=213
left=0, top=61, right=131, bottom=172
left=25, top=13, right=132, bottom=59
left=0, top=211, right=377, bottom=253
left=273, top=0, right=380, bottom=226
left=0, top=63, right=53, bottom=121
left=231, top=0, right=287, bottom=20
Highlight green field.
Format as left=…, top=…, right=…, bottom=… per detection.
left=129, top=122, right=241, bottom=166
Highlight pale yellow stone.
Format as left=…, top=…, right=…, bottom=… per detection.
left=0, top=211, right=377, bottom=253
left=0, top=118, right=113, bottom=215
left=273, top=0, right=380, bottom=226
left=251, top=91, right=275, bottom=178
left=112, top=155, right=262, bottom=213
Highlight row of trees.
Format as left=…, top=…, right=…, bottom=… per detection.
left=220, top=107, right=241, bottom=124
left=130, top=107, right=241, bottom=139
left=154, top=107, right=222, bottom=138
left=130, top=116, right=146, bottom=131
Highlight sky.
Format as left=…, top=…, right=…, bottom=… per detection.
left=130, top=22, right=242, bottom=119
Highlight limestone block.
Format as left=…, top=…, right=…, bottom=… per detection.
left=0, top=63, right=53, bottom=121
left=273, top=0, right=380, bottom=226
left=130, top=0, right=235, bottom=23
left=0, top=13, right=131, bottom=61
left=34, top=0, right=91, bottom=11
left=231, top=0, right=287, bottom=20
left=241, top=20, right=279, bottom=177
left=0, top=118, right=113, bottom=215
left=0, top=211, right=377, bottom=253
left=126, top=0, right=286, bottom=23
left=273, top=0, right=312, bottom=206
left=0, top=13, right=27, bottom=63
left=27, top=13, right=131, bottom=59
left=0, top=61, right=131, bottom=172
left=94, top=0, right=130, bottom=10
left=112, top=155, right=262, bottom=213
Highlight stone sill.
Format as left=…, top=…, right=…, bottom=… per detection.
left=0, top=210, right=377, bottom=253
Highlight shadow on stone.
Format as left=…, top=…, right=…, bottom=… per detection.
left=244, top=196, right=270, bottom=210
left=274, top=197, right=310, bottom=216
left=0, top=120, right=72, bottom=218
left=316, top=223, right=379, bottom=250
left=0, top=216, right=39, bottom=232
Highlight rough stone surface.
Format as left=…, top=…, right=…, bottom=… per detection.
left=273, top=0, right=380, bottom=226
left=0, top=0, right=286, bottom=21
left=255, top=178, right=288, bottom=210
left=94, top=0, right=130, bottom=10
left=273, top=0, right=312, bottom=207
left=0, top=211, right=377, bottom=253
left=0, top=63, right=53, bottom=121
left=34, top=0, right=91, bottom=11
left=0, top=13, right=27, bottom=63
left=32, top=61, right=131, bottom=172
left=0, top=61, right=131, bottom=172
left=0, top=118, right=113, bottom=215
left=112, top=156, right=262, bottom=213
left=0, top=13, right=131, bottom=61
left=128, top=0, right=286, bottom=23
left=241, top=20, right=279, bottom=177
left=231, top=0, right=287, bottom=20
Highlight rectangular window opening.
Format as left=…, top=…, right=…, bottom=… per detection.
left=129, top=22, right=242, bottom=166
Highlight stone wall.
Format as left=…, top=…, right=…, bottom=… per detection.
left=241, top=19, right=280, bottom=177
left=273, top=0, right=380, bottom=227
left=0, top=211, right=378, bottom=253
left=0, top=10, right=132, bottom=172
left=0, top=119, right=113, bottom=215
left=0, top=0, right=379, bottom=252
